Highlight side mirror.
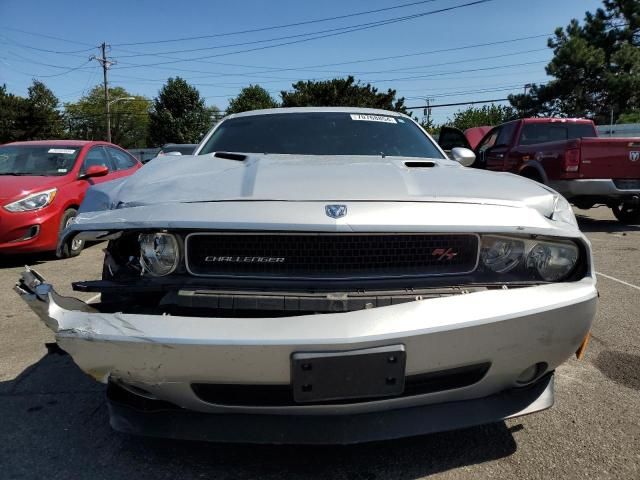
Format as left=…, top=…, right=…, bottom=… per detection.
left=164, top=151, right=182, bottom=156
left=451, top=147, right=476, bottom=167
left=81, top=165, right=109, bottom=179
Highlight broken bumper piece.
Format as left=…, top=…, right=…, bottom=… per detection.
left=16, top=268, right=597, bottom=444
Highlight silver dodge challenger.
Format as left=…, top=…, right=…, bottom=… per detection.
left=16, top=107, right=597, bottom=444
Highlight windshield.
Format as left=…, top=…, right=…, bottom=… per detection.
left=199, top=112, right=444, bottom=158
left=0, top=145, right=81, bottom=176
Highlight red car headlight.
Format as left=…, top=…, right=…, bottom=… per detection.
left=4, top=188, right=58, bottom=212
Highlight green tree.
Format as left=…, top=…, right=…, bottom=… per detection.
left=281, top=76, right=408, bottom=113
left=509, top=0, right=640, bottom=123
left=0, top=84, right=28, bottom=143
left=148, top=77, right=214, bottom=145
left=618, top=111, right=640, bottom=123
left=24, top=80, right=65, bottom=139
left=64, top=86, right=151, bottom=147
left=0, top=81, right=65, bottom=142
left=447, top=104, right=518, bottom=131
left=226, top=85, right=278, bottom=115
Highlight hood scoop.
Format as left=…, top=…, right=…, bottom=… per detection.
left=404, top=161, right=435, bottom=168
left=214, top=151, right=247, bottom=161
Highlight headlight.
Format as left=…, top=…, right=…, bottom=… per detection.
left=139, top=232, right=180, bottom=276
left=526, top=241, right=579, bottom=281
left=481, top=236, right=524, bottom=273
left=480, top=235, right=580, bottom=282
left=4, top=188, right=57, bottom=212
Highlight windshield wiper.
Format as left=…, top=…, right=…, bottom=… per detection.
left=0, top=172, right=36, bottom=176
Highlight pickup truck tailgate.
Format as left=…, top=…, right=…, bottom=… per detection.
left=579, top=138, right=640, bottom=179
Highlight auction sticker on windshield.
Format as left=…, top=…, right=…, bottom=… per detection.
left=350, top=114, right=397, bottom=124
left=48, top=148, right=77, bottom=155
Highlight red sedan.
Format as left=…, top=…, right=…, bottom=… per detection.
left=0, top=140, right=142, bottom=257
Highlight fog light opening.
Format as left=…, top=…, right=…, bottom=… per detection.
left=516, top=362, right=548, bottom=385
left=10, top=225, right=40, bottom=242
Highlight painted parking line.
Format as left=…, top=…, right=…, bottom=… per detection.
left=596, top=272, right=640, bottom=292
left=87, top=294, right=101, bottom=304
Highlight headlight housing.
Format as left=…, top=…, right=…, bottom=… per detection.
left=551, top=195, right=578, bottom=227
left=480, top=236, right=524, bottom=273
left=480, top=235, right=580, bottom=282
left=526, top=241, right=579, bottom=281
left=139, top=232, right=180, bottom=276
left=4, top=188, right=57, bottom=212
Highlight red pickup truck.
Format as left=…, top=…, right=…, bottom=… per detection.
left=439, top=118, right=640, bottom=224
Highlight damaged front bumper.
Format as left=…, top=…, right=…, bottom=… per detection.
left=16, top=268, right=597, bottom=444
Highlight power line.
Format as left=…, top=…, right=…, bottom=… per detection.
left=112, top=32, right=550, bottom=78
left=3, top=50, right=92, bottom=72
left=0, top=25, right=95, bottom=48
left=331, top=48, right=549, bottom=76
left=107, top=46, right=549, bottom=86
left=0, top=55, right=94, bottom=78
left=0, top=35, right=94, bottom=57
left=373, top=60, right=548, bottom=83
left=406, top=98, right=510, bottom=109
left=112, top=0, right=446, bottom=47
left=114, top=0, right=494, bottom=69
left=153, top=59, right=548, bottom=89
left=405, top=82, right=547, bottom=99
left=118, top=4, right=466, bottom=59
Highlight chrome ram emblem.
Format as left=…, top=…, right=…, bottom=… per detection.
left=630, top=151, right=639, bottom=162
left=325, top=204, right=347, bottom=219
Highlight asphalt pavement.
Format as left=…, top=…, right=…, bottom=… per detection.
left=1, top=206, right=638, bottom=479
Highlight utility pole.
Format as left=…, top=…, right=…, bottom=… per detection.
left=90, top=43, right=115, bottom=142
left=422, top=97, right=434, bottom=125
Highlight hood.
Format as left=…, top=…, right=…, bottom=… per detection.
left=86, top=154, right=558, bottom=217
left=0, top=175, right=65, bottom=203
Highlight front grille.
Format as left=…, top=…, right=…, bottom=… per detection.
left=613, top=179, right=640, bottom=190
left=185, top=233, right=479, bottom=279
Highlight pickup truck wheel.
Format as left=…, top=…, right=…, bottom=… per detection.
left=611, top=203, right=640, bottom=225
left=520, top=169, right=544, bottom=184
left=57, top=209, right=85, bottom=258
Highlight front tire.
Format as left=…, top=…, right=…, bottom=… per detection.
left=611, top=203, right=640, bottom=225
left=57, top=208, right=85, bottom=258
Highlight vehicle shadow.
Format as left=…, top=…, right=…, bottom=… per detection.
left=1, top=348, right=519, bottom=479
left=0, top=251, right=58, bottom=269
left=576, top=215, right=640, bottom=233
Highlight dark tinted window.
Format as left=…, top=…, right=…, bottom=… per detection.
left=496, top=122, right=517, bottom=146
left=0, top=145, right=80, bottom=176
left=437, top=127, right=470, bottom=151
left=519, top=123, right=596, bottom=145
left=82, top=147, right=111, bottom=173
left=107, top=147, right=137, bottom=170
left=200, top=112, right=444, bottom=158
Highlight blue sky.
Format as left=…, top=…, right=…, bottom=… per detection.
left=0, top=0, right=604, bottom=123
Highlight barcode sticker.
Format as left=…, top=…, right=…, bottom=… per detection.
left=48, top=148, right=76, bottom=154
left=350, top=114, right=397, bottom=124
